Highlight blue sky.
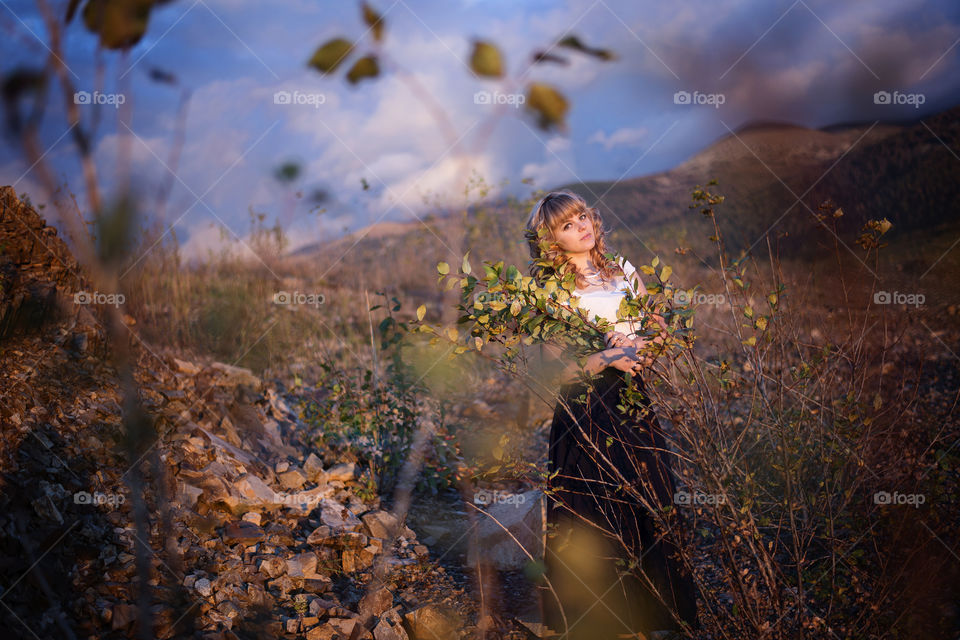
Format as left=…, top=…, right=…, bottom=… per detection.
left=1, top=0, right=959, bottom=260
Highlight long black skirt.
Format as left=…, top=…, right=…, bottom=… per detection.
left=541, top=366, right=699, bottom=638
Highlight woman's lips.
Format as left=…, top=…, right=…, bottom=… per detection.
left=581, top=232, right=592, bottom=240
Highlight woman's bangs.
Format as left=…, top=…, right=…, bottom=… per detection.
left=545, top=203, right=587, bottom=232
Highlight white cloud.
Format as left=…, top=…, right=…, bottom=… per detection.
left=588, top=126, right=648, bottom=150
left=4, top=0, right=958, bottom=268
left=177, top=217, right=258, bottom=263
left=519, top=140, right=575, bottom=190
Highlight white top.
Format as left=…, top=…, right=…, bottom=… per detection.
left=572, top=257, right=646, bottom=337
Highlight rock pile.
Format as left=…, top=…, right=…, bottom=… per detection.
left=0, top=186, right=476, bottom=639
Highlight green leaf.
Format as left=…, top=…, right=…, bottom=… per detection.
left=556, top=34, right=617, bottom=61
left=470, top=40, right=504, bottom=77
left=308, top=38, right=355, bottom=73
left=82, top=0, right=153, bottom=50
left=361, top=2, right=385, bottom=42
left=345, top=55, right=379, bottom=84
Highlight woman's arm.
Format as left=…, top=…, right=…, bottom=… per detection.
left=539, top=341, right=644, bottom=384
left=618, top=258, right=669, bottom=350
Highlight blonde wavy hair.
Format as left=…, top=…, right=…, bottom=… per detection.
left=524, top=189, right=622, bottom=288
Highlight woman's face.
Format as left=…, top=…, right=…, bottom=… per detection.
left=551, top=209, right=596, bottom=255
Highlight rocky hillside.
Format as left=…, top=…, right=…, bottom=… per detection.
left=0, top=186, right=510, bottom=639
left=288, top=104, right=960, bottom=297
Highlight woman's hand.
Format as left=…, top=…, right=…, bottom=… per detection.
left=625, top=333, right=654, bottom=351
left=604, top=345, right=654, bottom=376
left=604, top=330, right=630, bottom=348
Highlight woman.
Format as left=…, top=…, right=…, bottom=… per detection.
left=526, top=190, right=698, bottom=639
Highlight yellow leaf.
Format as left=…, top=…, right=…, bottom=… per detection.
left=755, top=316, right=767, bottom=331
left=416, top=304, right=426, bottom=321
left=525, top=82, right=569, bottom=130
left=462, top=251, right=471, bottom=274
left=659, top=265, right=672, bottom=282
left=437, top=261, right=449, bottom=274
left=470, top=41, right=504, bottom=78
left=743, top=336, right=756, bottom=346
